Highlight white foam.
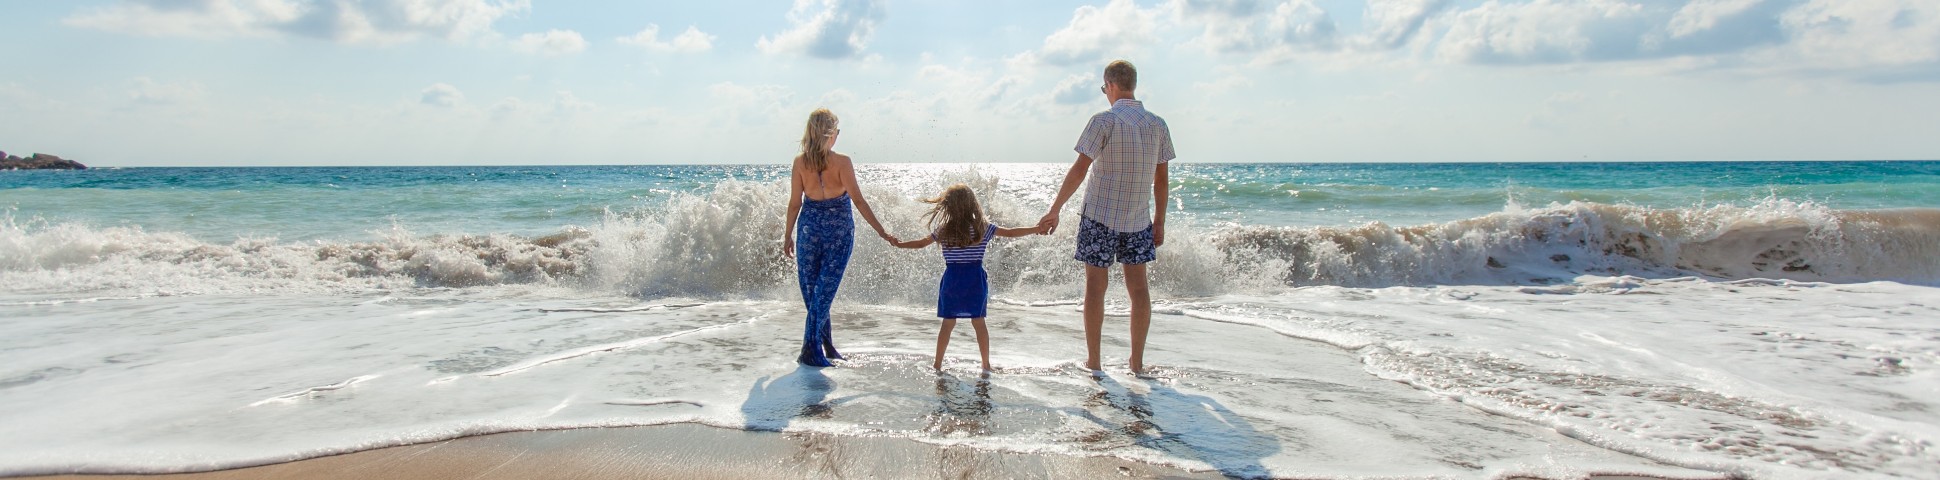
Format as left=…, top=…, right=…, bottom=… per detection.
left=5, top=186, right=1936, bottom=304
left=8, top=278, right=1931, bottom=478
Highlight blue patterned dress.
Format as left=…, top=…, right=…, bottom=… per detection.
left=794, top=193, right=853, bottom=367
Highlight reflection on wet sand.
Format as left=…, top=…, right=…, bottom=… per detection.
left=925, top=373, right=994, bottom=437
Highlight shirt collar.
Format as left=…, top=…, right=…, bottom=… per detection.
left=1112, top=98, right=1142, bottom=109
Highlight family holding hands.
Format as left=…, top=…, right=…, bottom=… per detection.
left=783, top=60, right=1175, bottom=375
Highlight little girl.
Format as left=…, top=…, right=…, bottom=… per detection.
left=890, top=184, right=1044, bottom=372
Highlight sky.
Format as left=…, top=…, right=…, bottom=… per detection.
left=1, top=0, right=1937, bottom=166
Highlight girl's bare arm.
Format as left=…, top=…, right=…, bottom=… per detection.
left=995, top=224, right=1045, bottom=238
left=891, top=236, right=934, bottom=249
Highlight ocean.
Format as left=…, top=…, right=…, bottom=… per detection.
left=1, top=161, right=1936, bottom=478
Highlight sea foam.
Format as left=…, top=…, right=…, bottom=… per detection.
left=4, top=183, right=1935, bottom=303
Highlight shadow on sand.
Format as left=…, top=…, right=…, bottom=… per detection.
left=1076, top=375, right=1281, bottom=479
left=739, top=365, right=841, bottom=431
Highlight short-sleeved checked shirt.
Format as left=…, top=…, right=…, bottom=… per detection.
left=1075, top=99, right=1175, bottom=232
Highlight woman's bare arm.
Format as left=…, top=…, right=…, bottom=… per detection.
left=782, top=156, right=805, bottom=258
left=836, top=155, right=892, bottom=241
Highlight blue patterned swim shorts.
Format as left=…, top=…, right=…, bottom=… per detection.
left=1074, top=216, right=1155, bottom=268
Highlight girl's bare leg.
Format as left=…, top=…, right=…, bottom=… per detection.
left=933, top=319, right=957, bottom=371
left=971, top=318, right=991, bottom=372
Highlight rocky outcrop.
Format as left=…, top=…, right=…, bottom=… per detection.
left=0, top=153, right=88, bottom=170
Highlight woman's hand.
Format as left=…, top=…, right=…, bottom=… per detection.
left=782, top=236, right=795, bottom=259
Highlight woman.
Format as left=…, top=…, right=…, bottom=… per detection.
left=782, top=108, right=892, bottom=367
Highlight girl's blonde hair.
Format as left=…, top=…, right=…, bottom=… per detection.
left=799, top=109, right=839, bottom=173
left=924, top=184, right=987, bottom=248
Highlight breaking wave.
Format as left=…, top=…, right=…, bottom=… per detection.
left=3, top=180, right=1936, bottom=300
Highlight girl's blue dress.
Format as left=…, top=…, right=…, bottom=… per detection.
left=936, top=224, right=997, bottom=319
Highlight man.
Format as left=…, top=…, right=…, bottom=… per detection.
left=1037, top=59, right=1175, bottom=375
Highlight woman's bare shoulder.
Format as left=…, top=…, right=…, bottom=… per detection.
left=827, top=152, right=856, bottom=171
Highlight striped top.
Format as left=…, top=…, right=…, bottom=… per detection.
left=935, top=224, right=999, bottom=264
left=1076, top=98, right=1175, bottom=232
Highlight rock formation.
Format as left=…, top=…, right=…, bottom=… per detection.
left=0, top=153, right=88, bottom=170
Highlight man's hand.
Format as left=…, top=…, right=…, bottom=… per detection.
left=1152, top=222, right=1164, bottom=247
left=1037, top=211, right=1061, bottom=235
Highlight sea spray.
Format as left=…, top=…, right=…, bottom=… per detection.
left=5, top=187, right=1938, bottom=300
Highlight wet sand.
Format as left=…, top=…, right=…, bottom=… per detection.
left=25, top=423, right=1222, bottom=480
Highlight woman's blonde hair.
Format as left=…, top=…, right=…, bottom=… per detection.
left=799, top=109, right=839, bottom=173
left=924, top=184, right=987, bottom=248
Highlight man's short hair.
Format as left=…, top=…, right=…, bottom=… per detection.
left=1105, top=60, right=1136, bottom=91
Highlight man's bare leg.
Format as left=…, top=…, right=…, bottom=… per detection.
left=1083, top=264, right=1110, bottom=371
left=1124, top=262, right=1151, bottom=374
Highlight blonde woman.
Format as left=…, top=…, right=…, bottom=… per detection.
left=782, top=108, right=892, bottom=367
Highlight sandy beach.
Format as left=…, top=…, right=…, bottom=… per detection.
left=23, top=424, right=1219, bottom=480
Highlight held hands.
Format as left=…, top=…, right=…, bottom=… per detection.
left=1036, top=211, right=1060, bottom=235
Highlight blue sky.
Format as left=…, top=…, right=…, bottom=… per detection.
left=2, top=0, right=1937, bottom=166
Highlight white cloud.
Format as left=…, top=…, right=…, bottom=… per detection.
left=1667, top=0, right=1766, bottom=38
left=1267, top=0, right=1340, bottom=50
left=487, top=91, right=596, bottom=119
left=757, top=0, right=887, bottom=60
left=708, top=82, right=798, bottom=125
left=1030, top=0, right=1161, bottom=66
left=617, top=25, right=717, bottom=53
left=128, top=77, right=206, bottom=105
left=1174, top=0, right=1273, bottom=53
left=1169, top=0, right=1343, bottom=58
left=1362, top=0, right=1451, bottom=49
left=1051, top=73, right=1101, bottom=105
left=420, top=83, right=463, bottom=107
left=513, top=29, right=587, bottom=56
left=1192, top=67, right=1255, bottom=96
left=64, top=0, right=530, bottom=45
left=551, top=90, right=595, bottom=114
left=1434, top=0, right=1655, bottom=64
left=1779, top=0, right=1940, bottom=69
left=1427, top=0, right=1938, bottom=78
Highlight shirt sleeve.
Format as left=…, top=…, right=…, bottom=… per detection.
left=1074, top=113, right=1111, bottom=159
left=1156, top=121, right=1176, bottom=165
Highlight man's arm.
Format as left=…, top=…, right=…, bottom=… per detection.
left=1037, top=153, right=1093, bottom=234
left=1152, top=161, right=1167, bottom=247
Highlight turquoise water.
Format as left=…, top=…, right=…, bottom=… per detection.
left=3, top=161, right=1936, bottom=242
